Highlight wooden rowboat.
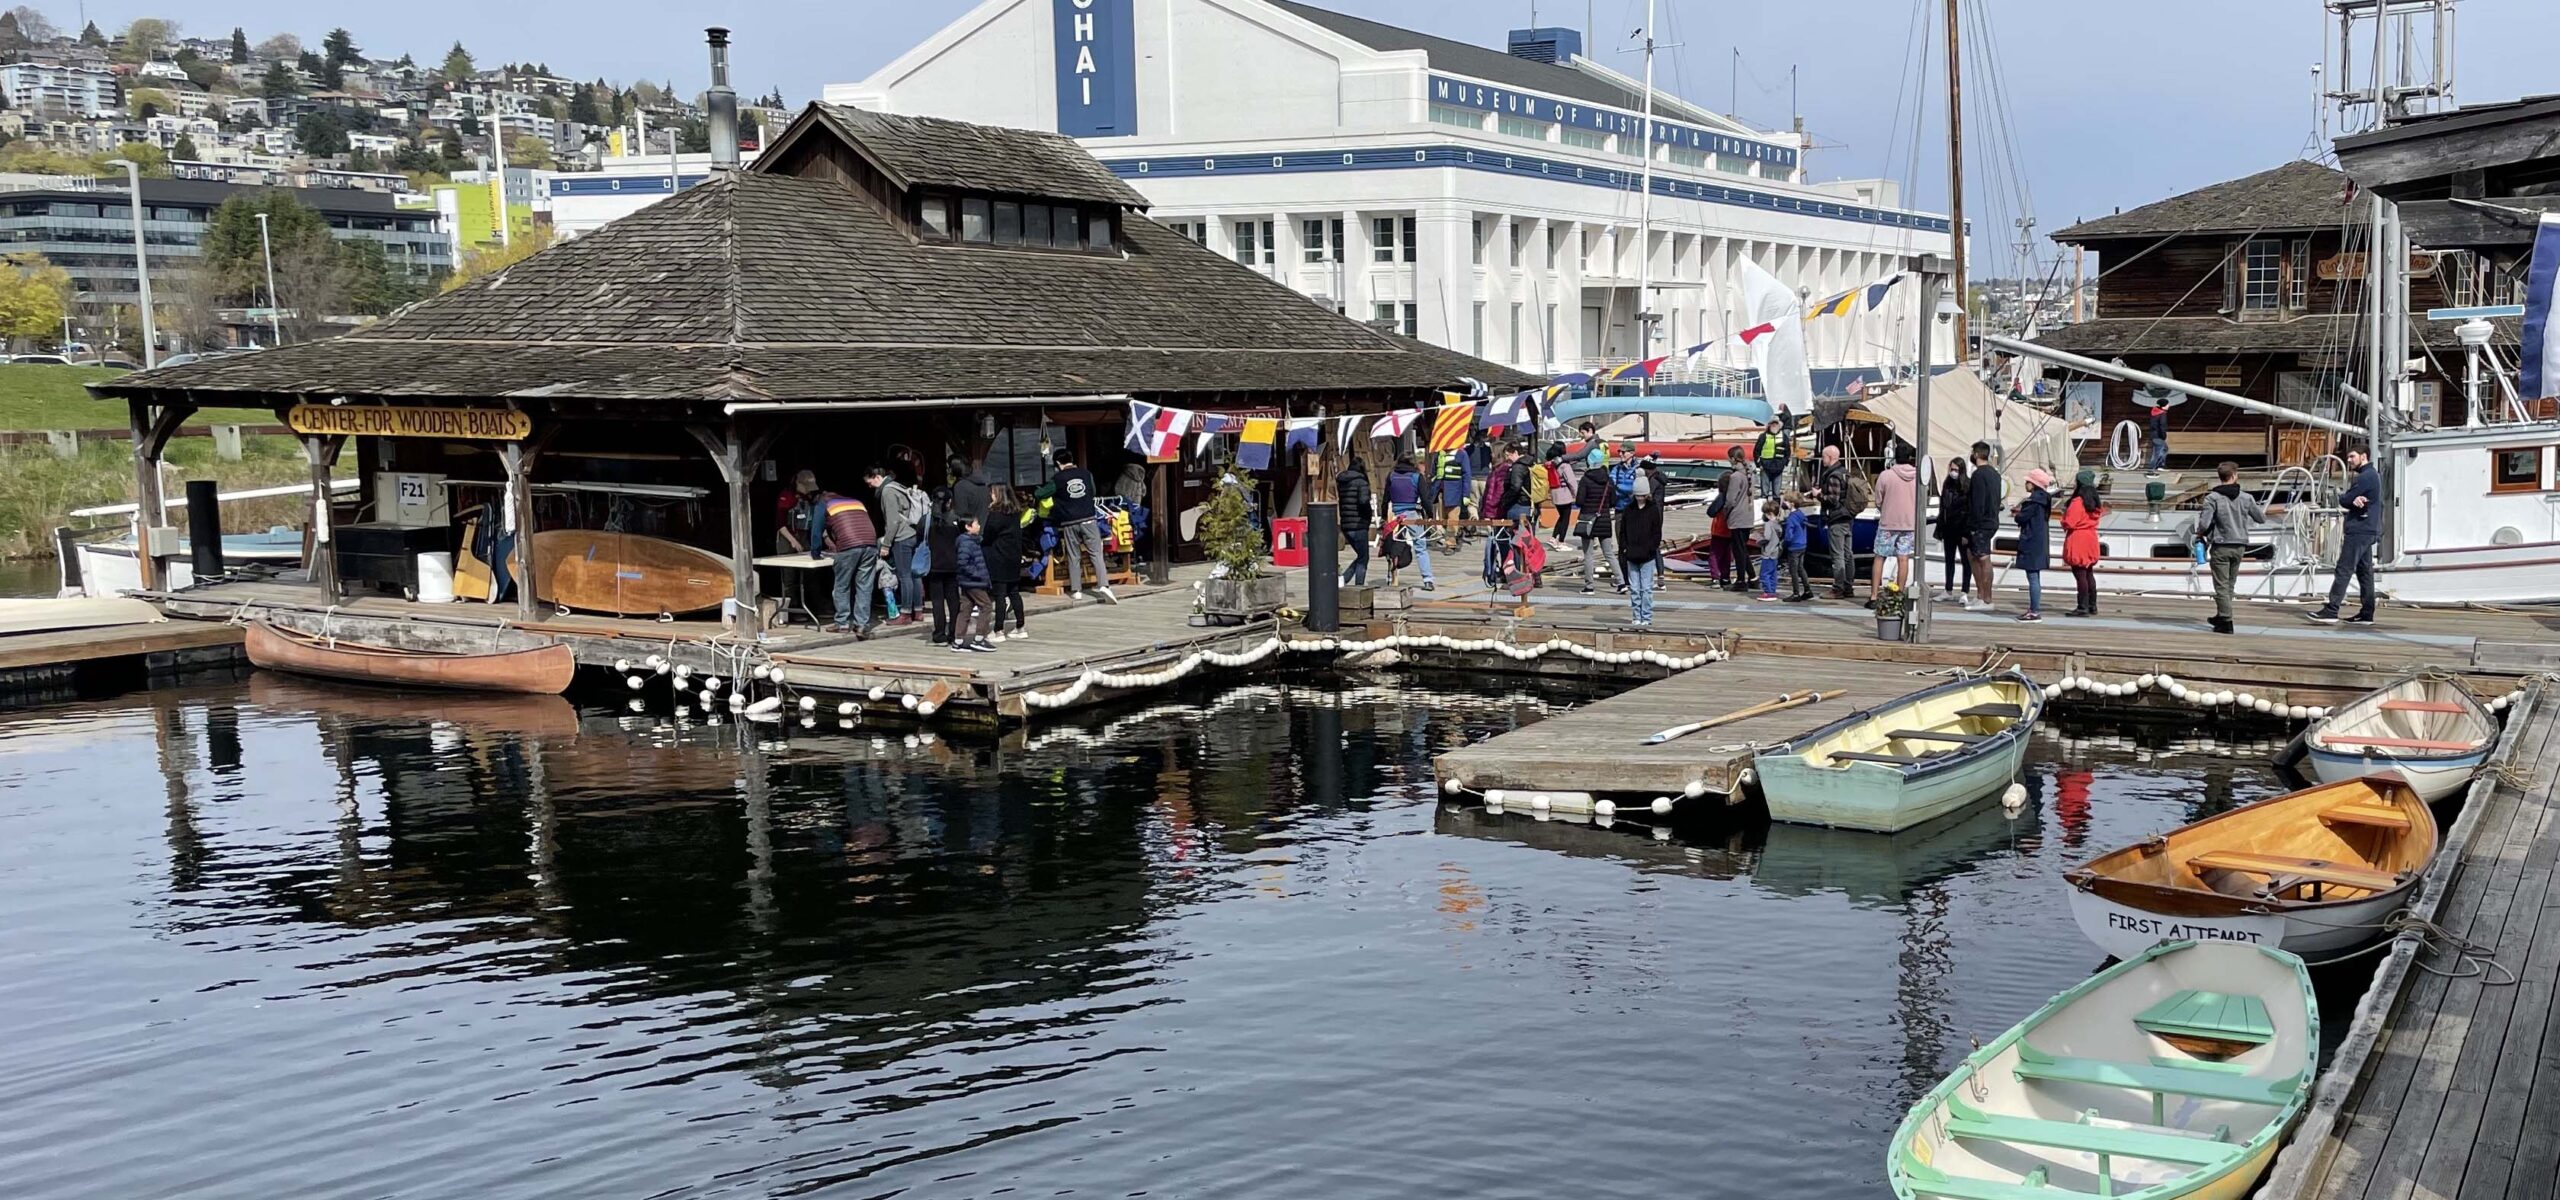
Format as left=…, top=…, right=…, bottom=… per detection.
left=532, top=529, right=733, bottom=616
left=1754, top=670, right=2044, bottom=832
left=1890, top=940, right=2316, bottom=1200
left=2304, top=673, right=2494, bottom=803
left=245, top=622, right=577, bottom=695
left=2065, top=776, right=2435, bottom=961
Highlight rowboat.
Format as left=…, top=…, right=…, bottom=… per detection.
left=1890, top=940, right=2316, bottom=1200
left=245, top=622, right=578, bottom=695
left=2065, top=776, right=2434, bottom=961
left=2303, top=674, right=2494, bottom=803
left=1754, top=671, right=2043, bottom=832
left=531, top=529, right=733, bottom=616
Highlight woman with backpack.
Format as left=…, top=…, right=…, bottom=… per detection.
left=1547, top=447, right=1581, bottom=553
left=1573, top=455, right=1617, bottom=593
left=922, top=489, right=963, bottom=644
left=2060, top=468, right=2105, bottom=617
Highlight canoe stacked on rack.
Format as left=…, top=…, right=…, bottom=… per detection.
left=1755, top=671, right=2044, bottom=832
left=1890, top=940, right=2317, bottom=1200
left=2304, top=674, right=2494, bottom=802
left=2065, top=776, right=2435, bottom=960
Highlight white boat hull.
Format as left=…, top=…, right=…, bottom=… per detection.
left=2067, top=885, right=2390, bottom=961
left=2304, top=745, right=2486, bottom=803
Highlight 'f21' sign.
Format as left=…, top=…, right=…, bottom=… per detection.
left=1054, top=0, right=1138, bottom=137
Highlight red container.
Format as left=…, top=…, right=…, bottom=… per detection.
left=1269, top=516, right=1308, bottom=568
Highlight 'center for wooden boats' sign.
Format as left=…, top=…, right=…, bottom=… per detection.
left=288, top=404, right=532, bottom=440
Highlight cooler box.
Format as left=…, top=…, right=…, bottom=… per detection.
left=1270, top=517, right=1308, bottom=568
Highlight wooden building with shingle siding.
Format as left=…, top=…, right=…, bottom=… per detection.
left=2038, top=160, right=2512, bottom=467
left=94, top=102, right=1534, bottom=634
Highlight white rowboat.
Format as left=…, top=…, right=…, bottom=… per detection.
left=1754, top=671, right=2043, bottom=833
left=2303, top=674, right=2494, bottom=803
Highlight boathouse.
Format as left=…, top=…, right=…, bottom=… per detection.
left=2037, top=160, right=2511, bottom=467
left=92, top=101, right=1535, bottom=633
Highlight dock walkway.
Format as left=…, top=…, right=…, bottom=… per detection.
left=1429, top=653, right=1934, bottom=797
left=2265, top=687, right=2560, bottom=1200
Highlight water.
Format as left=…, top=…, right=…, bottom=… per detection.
left=0, top=557, right=58, bottom=597
left=0, top=676, right=2306, bottom=1199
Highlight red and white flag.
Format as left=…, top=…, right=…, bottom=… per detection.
left=1123, top=401, right=1194, bottom=459
left=1369, top=408, right=1424, bottom=439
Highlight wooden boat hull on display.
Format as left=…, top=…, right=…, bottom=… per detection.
left=2303, top=674, right=2495, bottom=803
left=1754, top=671, right=2043, bottom=833
left=1889, top=940, right=2316, bottom=1200
left=245, top=622, right=578, bottom=695
left=2066, top=777, right=2434, bottom=962
left=531, top=530, right=733, bottom=616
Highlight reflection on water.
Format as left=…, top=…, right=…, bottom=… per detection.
left=0, top=675, right=2294, bottom=1199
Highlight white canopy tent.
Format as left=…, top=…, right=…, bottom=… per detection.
left=1858, top=371, right=2082, bottom=502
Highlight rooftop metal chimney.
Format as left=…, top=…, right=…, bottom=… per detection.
left=705, top=27, right=740, bottom=171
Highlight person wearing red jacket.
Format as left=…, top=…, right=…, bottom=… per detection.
left=2059, top=468, right=2105, bottom=617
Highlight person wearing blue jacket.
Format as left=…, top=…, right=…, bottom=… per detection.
left=952, top=517, right=997, bottom=653
left=2309, top=443, right=2382, bottom=625
left=1782, top=492, right=1816, bottom=602
left=2012, top=469, right=2054, bottom=622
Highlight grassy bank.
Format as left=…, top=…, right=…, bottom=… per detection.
left=0, top=364, right=273, bottom=430
left=0, top=436, right=315, bottom=560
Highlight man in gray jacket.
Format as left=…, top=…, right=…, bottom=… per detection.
left=2191, top=460, right=2284, bottom=634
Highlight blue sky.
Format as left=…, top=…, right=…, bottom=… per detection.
left=64, top=0, right=2548, bottom=271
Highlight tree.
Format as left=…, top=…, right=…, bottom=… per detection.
left=443, top=222, right=553, bottom=293
left=173, top=49, right=224, bottom=91
left=115, top=17, right=176, bottom=64
left=172, top=133, right=199, bottom=161
left=630, top=79, right=664, bottom=108
left=439, top=41, right=473, bottom=82
left=0, top=252, right=70, bottom=350
left=740, top=109, right=763, bottom=145
left=504, top=132, right=549, bottom=169
left=344, top=148, right=380, bottom=174
left=201, top=192, right=339, bottom=338
left=339, top=237, right=426, bottom=313
left=254, top=33, right=299, bottom=62
left=0, top=12, right=24, bottom=58
left=458, top=111, right=480, bottom=137
left=126, top=87, right=169, bottom=119
left=566, top=87, right=598, bottom=126
left=7, top=6, right=56, bottom=43
left=391, top=133, right=438, bottom=173
left=676, top=115, right=708, bottom=154
left=437, top=128, right=465, bottom=167
left=260, top=61, right=296, bottom=99
left=229, top=26, right=249, bottom=63
left=78, top=19, right=102, bottom=46
left=321, top=27, right=358, bottom=66
left=296, top=49, right=322, bottom=78
left=105, top=142, right=169, bottom=177
left=296, top=111, right=349, bottom=156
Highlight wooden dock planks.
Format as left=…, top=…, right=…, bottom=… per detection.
left=0, top=621, right=243, bottom=672
left=2275, top=691, right=2560, bottom=1200
left=1429, top=654, right=1933, bottom=797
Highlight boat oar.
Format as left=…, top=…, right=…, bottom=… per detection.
left=1642, top=690, right=1845, bottom=745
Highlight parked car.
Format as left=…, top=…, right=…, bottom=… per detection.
left=9, top=353, right=70, bottom=365
left=93, top=358, right=138, bottom=370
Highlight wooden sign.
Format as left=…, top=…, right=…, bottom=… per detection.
left=288, top=404, right=532, bottom=440
left=2203, top=366, right=2244, bottom=389
left=2317, top=252, right=2438, bottom=281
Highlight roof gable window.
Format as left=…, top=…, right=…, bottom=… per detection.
left=918, top=190, right=1120, bottom=256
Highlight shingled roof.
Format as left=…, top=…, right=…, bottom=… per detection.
left=96, top=105, right=1531, bottom=407
left=804, top=103, right=1148, bottom=208
left=2032, top=314, right=2517, bottom=357
left=2053, top=161, right=2367, bottom=244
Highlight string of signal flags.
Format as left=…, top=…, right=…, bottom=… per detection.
left=1121, top=272, right=1903, bottom=471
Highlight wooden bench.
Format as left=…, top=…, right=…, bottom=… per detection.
left=2378, top=699, right=2470, bottom=714
left=2187, top=850, right=2401, bottom=892
left=1830, top=750, right=1935, bottom=765
left=2135, top=989, right=2274, bottom=1056
left=1892, top=729, right=1990, bottom=743
left=1944, top=1097, right=2241, bottom=1166
left=2318, top=734, right=2481, bottom=752
left=2012, top=1044, right=2299, bottom=1124
left=1957, top=703, right=2025, bottom=719
left=2320, top=802, right=2413, bottom=830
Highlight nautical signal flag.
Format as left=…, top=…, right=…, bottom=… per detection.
left=1236, top=418, right=1279, bottom=471
left=1426, top=394, right=1473, bottom=452
left=1599, top=357, right=1667, bottom=383
left=1370, top=408, right=1423, bottom=439
left=1123, top=401, right=1193, bottom=462
left=1738, top=321, right=1779, bottom=345
left=2525, top=213, right=2559, bottom=400
left=1806, top=288, right=1859, bottom=320
left=1478, top=391, right=1528, bottom=432
left=1283, top=417, right=1323, bottom=455
left=1864, top=274, right=1904, bottom=311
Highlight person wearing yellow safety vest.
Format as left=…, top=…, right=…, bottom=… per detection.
left=1752, top=410, right=1791, bottom=497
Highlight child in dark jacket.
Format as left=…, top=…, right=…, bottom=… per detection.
left=1782, top=493, right=1816, bottom=602
left=952, top=517, right=996, bottom=652
left=924, top=502, right=963, bottom=644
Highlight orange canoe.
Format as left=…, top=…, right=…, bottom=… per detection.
left=246, top=622, right=578, bottom=694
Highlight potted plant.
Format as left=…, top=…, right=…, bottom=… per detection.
left=1874, top=582, right=1910, bottom=641
left=1197, top=475, right=1287, bottom=622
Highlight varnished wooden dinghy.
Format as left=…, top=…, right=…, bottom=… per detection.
left=246, top=622, right=577, bottom=695
left=2066, top=776, right=2434, bottom=961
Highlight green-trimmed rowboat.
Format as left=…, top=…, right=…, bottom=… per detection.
left=1755, top=671, right=2043, bottom=833
left=1889, top=940, right=2316, bottom=1200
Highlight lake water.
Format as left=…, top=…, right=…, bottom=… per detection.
left=0, top=675, right=2318, bottom=1199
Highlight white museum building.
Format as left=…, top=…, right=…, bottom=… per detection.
left=827, top=0, right=1957, bottom=382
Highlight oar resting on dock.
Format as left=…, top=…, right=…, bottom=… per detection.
left=1643, top=690, right=1845, bottom=745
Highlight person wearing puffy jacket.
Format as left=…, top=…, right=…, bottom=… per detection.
left=1336, top=463, right=1374, bottom=586
left=1574, top=462, right=1616, bottom=591
left=951, top=516, right=997, bottom=652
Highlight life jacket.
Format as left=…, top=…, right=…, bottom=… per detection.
left=1434, top=452, right=1465, bottom=481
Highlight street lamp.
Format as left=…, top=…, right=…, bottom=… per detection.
left=254, top=211, right=282, bottom=347
left=103, top=159, right=157, bottom=369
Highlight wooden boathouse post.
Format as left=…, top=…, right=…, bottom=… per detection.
left=125, top=396, right=194, bottom=592
left=685, top=420, right=780, bottom=640
left=298, top=433, right=345, bottom=605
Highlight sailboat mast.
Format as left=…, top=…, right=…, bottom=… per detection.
left=1943, top=0, right=1967, bottom=367
left=1637, top=0, right=1657, bottom=391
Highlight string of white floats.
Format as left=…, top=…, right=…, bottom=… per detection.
left=616, top=653, right=881, bottom=731
left=1019, top=634, right=1728, bottom=710
left=2042, top=672, right=2529, bottom=720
